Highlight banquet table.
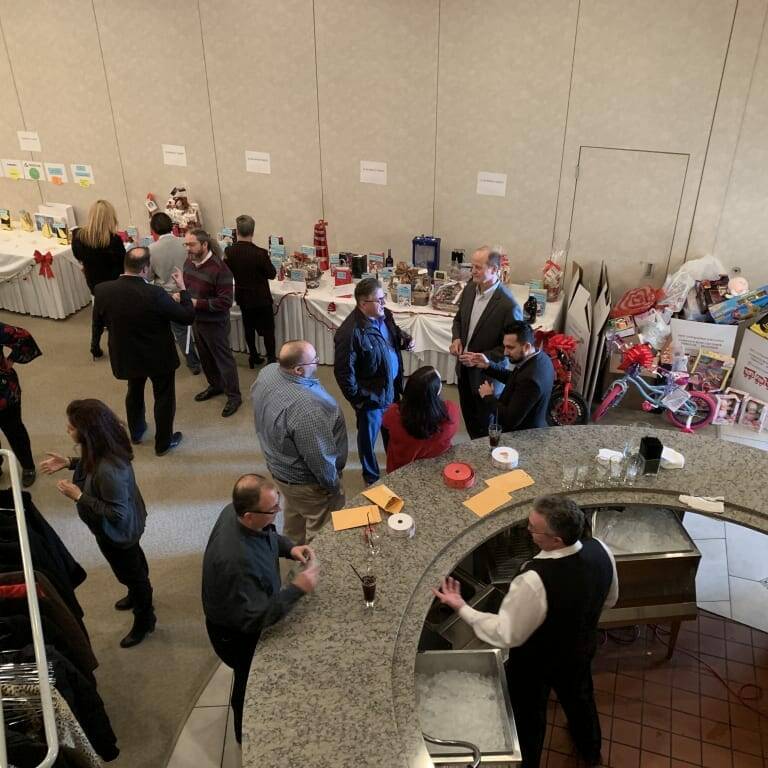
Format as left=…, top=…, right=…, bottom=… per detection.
left=0, top=228, right=91, bottom=319
left=230, top=275, right=563, bottom=384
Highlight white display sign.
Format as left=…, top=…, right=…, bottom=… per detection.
left=732, top=328, right=768, bottom=400
left=44, top=162, right=68, bottom=184
left=476, top=171, right=507, bottom=197
left=360, top=160, right=387, bottom=186
left=670, top=318, right=737, bottom=359
left=22, top=160, right=44, bottom=181
left=17, top=130, right=41, bottom=153
left=245, top=150, right=271, bottom=174
left=162, top=144, right=187, bottom=167
left=2, top=159, right=23, bottom=180
left=71, top=163, right=95, bottom=187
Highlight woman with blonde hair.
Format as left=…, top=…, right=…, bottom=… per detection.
left=72, top=199, right=125, bottom=358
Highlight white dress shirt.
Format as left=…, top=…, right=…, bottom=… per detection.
left=458, top=539, right=619, bottom=649
left=466, top=280, right=499, bottom=343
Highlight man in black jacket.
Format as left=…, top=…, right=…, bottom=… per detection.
left=450, top=246, right=523, bottom=438
left=93, top=247, right=195, bottom=455
left=224, top=214, right=277, bottom=367
left=202, top=475, right=318, bottom=743
left=461, top=321, right=554, bottom=431
left=334, top=277, right=413, bottom=484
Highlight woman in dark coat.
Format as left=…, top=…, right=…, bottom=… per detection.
left=40, top=399, right=155, bottom=648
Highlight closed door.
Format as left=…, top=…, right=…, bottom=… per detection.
left=567, top=146, right=689, bottom=299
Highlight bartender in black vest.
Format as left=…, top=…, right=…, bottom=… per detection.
left=433, top=495, right=618, bottom=767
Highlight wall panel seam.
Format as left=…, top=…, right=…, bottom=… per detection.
left=312, top=0, right=325, bottom=219
left=196, top=0, right=225, bottom=228
left=90, top=0, right=132, bottom=223
left=552, top=0, right=581, bottom=253
left=683, top=0, right=740, bottom=261
left=432, top=0, right=441, bottom=233
left=712, top=0, right=768, bottom=258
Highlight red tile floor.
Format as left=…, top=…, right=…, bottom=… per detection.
left=543, top=612, right=768, bottom=768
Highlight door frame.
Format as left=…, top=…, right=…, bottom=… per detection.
left=565, top=145, right=691, bottom=288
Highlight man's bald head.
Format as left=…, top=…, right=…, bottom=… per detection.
left=278, top=340, right=319, bottom=377
left=232, top=473, right=276, bottom=517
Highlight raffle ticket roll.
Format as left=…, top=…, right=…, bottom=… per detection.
left=491, top=447, right=519, bottom=469
left=387, top=513, right=415, bottom=538
left=443, top=462, right=476, bottom=489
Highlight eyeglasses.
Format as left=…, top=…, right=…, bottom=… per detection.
left=363, top=296, right=386, bottom=305
left=297, top=357, right=320, bottom=367
left=527, top=522, right=557, bottom=538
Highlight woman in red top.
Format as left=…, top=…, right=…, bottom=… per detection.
left=382, top=365, right=460, bottom=473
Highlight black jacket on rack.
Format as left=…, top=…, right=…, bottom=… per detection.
left=0, top=490, right=87, bottom=622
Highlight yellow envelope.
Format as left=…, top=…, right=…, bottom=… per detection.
left=362, top=484, right=405, bottom=514
left=485, top=469, right=535, bottom=494
left=463, top=486, right=511, bottom=518
left=331, top=505, right=382, bottom=531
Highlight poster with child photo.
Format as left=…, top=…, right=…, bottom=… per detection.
left=738, top=396, right=768, bottom=432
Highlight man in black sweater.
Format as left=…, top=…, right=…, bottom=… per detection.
left=460, top=320, right=555, bottom=431
left=202, top=475, right=319, bottom=744
left=433, top=495, right=618, bottom=767
left=224, top=214, right=277, bottom=366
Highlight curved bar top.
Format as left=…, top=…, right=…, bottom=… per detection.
left=242, top=425, right=768, bottom=767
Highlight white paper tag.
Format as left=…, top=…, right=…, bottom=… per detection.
left=245, top=150, right=271, bottom=174
left=360, top=160, right=387, bottom=185
left=661, top=386, right=690, bottom=413
left=477, top=171, right=507, bottom=197
left=162, top=144, right=187, bottom=167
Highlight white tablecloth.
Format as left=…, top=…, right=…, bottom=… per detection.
left=230, top=275, right=563, bottom=384
left=0, top=229, right=91, bottom=319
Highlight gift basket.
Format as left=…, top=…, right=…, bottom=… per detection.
left=431, top=281, right=464, bottom=314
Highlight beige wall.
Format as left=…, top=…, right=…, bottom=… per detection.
left=0, top=0, right=767, bottom=288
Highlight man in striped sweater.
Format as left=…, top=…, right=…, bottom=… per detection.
left=182, top=229, right=242, bottom=417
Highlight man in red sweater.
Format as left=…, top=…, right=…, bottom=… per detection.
left=182, top=229, right=242, bottom=417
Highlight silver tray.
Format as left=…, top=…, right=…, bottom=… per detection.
left=416, top=649, right=521, bottom=764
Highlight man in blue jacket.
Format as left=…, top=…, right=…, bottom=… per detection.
left=334, top=277, right=413, bottom=485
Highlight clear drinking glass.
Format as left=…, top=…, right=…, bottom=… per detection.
left=609, top=456, right=623, bottom=484
left=575, top=464, right=591, bottom=489
left=624, top=453, right=645, bottom=485
left=362, top=565, right=376, bottom=609
left=488, top=422, right=502, bottom=449
left=562, top=465, right=577, bottom=489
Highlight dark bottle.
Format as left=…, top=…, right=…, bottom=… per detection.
left=524, top=295, right=538, bottom=324
left=385, top=248, right=393, bottom=268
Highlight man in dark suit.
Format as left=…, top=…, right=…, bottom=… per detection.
left=462, top=321, right=555, bottom=431
left=93, top=247, right=195, bottom=456
left=450, top=246, right=523, bottom=438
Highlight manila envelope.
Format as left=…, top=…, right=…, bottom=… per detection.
left=485, top=469, right=535, bottom=494
left=331, top=505, right=382, bottom=531
left=462, top=486, right=511, bottom=518
left=362, top=484, right=405, bottom=514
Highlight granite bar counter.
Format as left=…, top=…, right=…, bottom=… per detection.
left=242, top=425, right=768, bottom=767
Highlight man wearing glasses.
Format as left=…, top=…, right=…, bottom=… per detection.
left=334, top=277, right=413, bottom=485
left=202, top=474, right=319, bottom=744
left=433, top=495, right=618, bottom=768
left=251, top=340, right=347, bottom=543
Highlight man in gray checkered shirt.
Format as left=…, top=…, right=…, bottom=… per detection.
left=251, top=340, right=347, bottom=544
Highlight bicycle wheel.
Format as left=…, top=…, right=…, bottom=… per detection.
left=666, top=392, right=717, bottom=431
left=592, top=384, right=625, bottom=422
left=548, top=387, right=590, bottom=426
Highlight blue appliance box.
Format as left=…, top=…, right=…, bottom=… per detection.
left=412, top=235, right=441, bottom=274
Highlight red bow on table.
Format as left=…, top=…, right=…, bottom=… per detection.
left=34, top=250, right=54, bottom=278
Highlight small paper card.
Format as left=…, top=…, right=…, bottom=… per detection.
left=332, top=505, right=382, bottom=531
left=362, top=484, right=404, bottom=514
left=463, top=486, right=511, bottom=518
left=485, top=469, right=535, bottom=494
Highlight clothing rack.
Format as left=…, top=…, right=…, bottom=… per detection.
left=0, top=449, right=59, bottom=768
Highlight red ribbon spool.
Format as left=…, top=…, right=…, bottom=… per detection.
left=443, top=462, right=476, bottom=489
